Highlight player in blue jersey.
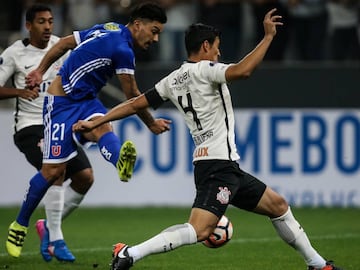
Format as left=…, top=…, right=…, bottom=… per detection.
left=1, top=4, right=92, bottom=262
left=6, top=2, right=170, bottom=260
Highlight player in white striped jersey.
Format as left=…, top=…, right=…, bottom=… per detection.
left=73, top=9, right=342, bottom=270
left=1, top=4, right=94, bottom=261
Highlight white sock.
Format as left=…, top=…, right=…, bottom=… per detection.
left=62, top=184, right=85, bottom=220
left=271, top=207, right=326, bottom=268
left=128, top=223, right=197, bottom=263
left=43, top=185, right=64, bottom=242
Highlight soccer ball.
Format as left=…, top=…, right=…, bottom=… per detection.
left=202, top=215, right=233, bottom=248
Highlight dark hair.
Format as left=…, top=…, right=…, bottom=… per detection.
left=129, top=2, right=167, bottom=24
left=185, top=23, right=221, bottom=56
left=25, top=4, right=52, bottom=22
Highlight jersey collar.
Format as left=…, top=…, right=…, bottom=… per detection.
left=122, top=26, right=134, bottom=49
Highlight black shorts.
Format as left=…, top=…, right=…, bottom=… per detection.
left=192, top=160, right=266, bottom=218
left=14, top=125, right=91, bottom=179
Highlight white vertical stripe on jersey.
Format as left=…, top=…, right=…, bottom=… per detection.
left=43, top=95, right=54, bottom=160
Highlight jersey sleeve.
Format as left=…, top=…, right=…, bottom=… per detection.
left=112, top=45, right=135, bottom=75
left=153, top=76, right=171, bottom=101
left=73, top=24, right=103, bottom=44
left=74, top=23, right=122, bottom=45
left=73, top=30, right=82, bottom=45
left=145, top=87, right=167, bottom=109
left=201, top=61, right=229, bottom=84
left=0, top=47, right=16, bottom=86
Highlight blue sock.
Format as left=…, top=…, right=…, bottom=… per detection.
left=16, top=173, right=50, bottom=227
left=98, top=131, right=121, bottom=167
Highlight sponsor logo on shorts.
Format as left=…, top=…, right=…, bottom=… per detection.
left=216, top=186, right=231, bottom=204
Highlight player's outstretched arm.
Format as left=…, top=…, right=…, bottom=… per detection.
left=73, top=94, right=150, bottom=132
left=225, top=8, right=283, bottom=81
left=117, top=73, right=171, bottom=134
left=25, top=35, right=77, bottom=88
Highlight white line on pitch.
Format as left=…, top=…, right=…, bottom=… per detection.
left=1, top=233, right=359, bottom=257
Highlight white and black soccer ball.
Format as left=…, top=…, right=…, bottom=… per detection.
left=202, top=215, right=233, bottom=248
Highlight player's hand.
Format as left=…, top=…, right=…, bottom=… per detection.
left=263, top=8, right=283, bottom=38
left=72, top=120, right=95, bottom=133
left=25, top=69, right=43, bottom=88
left=148, top=118, right=172, bottom=134
left=19, top=87, right=40, bottom=101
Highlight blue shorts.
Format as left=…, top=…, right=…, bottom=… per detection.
left=43, top=95, right=107, bottom=164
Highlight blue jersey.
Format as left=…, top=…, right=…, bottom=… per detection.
left=59, top=22, right=135, bottom=100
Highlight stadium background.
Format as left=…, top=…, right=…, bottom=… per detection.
left=0, top=1, right=359, bottom=208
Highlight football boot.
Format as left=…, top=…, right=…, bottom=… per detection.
left=111, top=243, right=133, bottom=270
left=6, top=221, right=28, bottom=258
left=116, top=141, right=136, bottom=182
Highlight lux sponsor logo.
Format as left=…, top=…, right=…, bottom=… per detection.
left=101, top=146, right=112, bottom=160
left=194, top=147, right=208, bottom=158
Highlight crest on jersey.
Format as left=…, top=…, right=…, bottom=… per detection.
left=216, top=186, right=231, bottom=204
left=103, top=22, right=120, bottom=31
left=51, top=145, right=61, bottom=157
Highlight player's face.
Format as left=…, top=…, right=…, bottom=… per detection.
left=208, top=37, right=221, bottom=62
left=133, top=20, right=164, bottom=50
left=26, top=11, right=53, bottom=49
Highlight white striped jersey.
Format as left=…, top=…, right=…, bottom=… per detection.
left=0, top=35, right=68, bottom=132
left=151, top=61, right=240, bottom=162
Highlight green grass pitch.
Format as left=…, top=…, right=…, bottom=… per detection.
left=0, top=207, right=359, bottom=269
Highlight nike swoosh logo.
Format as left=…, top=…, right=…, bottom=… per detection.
left=25, top=65, right=34, bottom=69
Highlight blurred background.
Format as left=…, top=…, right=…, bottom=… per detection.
left=0, top=0, right=359, bottom=208
left=1, top=0, right=359, bottom=107
left=1, top=0, right=360, bottom=64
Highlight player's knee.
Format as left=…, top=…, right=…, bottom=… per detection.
left=70, top=168, right=94, bottom=194
left=256, top=187, right=289, bottom=218
left=267, top=187, right=288, bottom=215
left=81, top=168, right=94, bottom=185
left=41, top=164, right=66, bottom=184
left=277, top=196, right=289, bottom=215
left=268, top=193, right=288, bottom=217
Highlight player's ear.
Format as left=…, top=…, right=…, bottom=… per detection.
left=202, top=40, right=210, bottom=53
left=133, top=19, right=142, bottom=31
left=25, top=21, right=32, bottom=31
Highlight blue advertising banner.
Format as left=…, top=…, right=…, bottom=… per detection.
left=0, top=109, right=358, bottom=207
